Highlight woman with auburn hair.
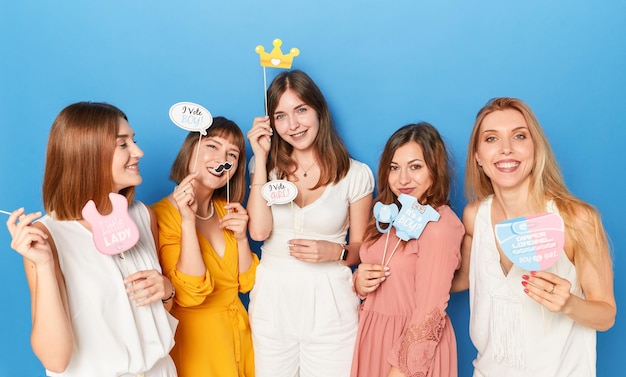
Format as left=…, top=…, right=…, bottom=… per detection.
left=153, top=117, right=258, bottom=377
left=246, top=70, right=374, bottom=377
left=453, top=97, right=615, bottom=376
left=351, top=123, right=464, bottom=377
left=6, top=102, right=177, bottom=376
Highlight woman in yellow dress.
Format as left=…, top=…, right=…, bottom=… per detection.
left=153, top=117, right=259, bottom=377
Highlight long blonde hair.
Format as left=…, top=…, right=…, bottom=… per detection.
left=466, top=97, right=611, bottom=271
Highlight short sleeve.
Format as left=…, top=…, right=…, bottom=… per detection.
left=238, top=252, right=260, bottom=293
left=347, top=159, right=374, bottom=203
left=248, top=155, right=256, bottom=176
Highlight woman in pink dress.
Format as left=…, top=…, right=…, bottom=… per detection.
left=351, top=123, right=464, bottom=377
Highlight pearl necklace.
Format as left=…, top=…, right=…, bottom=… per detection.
left=195, top=200, right=214, bottom=221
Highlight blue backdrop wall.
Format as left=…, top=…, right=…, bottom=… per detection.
left=1, top=1, right=624, bottom=376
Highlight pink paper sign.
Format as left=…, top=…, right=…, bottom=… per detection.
left=495, top=212, right=564, bottom=271
left=81, top=193, right=140, bottom=255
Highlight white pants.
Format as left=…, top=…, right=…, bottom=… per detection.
left=249, top=258, right=359, bottom=377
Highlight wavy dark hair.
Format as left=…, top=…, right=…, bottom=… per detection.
left=364, top=122, right=452, bottom=244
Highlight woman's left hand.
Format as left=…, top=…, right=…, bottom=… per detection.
left=522, top=270, right=572, bottom=312
left=125, top=269, right=173, bottom=307
left=287, top=239, right=342, bottom=263
left=219, top=202, right=249, bottom=241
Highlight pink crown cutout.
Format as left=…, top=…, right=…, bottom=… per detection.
left=82, top=193, right=140, bottom=256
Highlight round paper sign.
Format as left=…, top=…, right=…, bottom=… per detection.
left=169, top=102, right=213, bottom=135
left=261, top=180, right=298, bottom=206
left=495, top=212, right=565, bottom=271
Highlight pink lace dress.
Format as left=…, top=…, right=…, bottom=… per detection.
left=350, top=205, right=464, bottom=377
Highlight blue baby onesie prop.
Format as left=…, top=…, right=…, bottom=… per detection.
left=373, top=194, right=440, bottom=241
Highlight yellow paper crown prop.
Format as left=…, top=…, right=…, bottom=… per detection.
left=256, top=39, right=300, bottom=69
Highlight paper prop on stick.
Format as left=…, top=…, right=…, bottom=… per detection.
left=260, top=180, right=298, bottom=206
left=256, top=39, right=300, bottom=69
left=374, top=194, right=440, bottom=241
left=169, top=102, right=214, bottom=172
left=495, top=213, right=564, bottom=271
left=373, top=194, right=440, bottom=266
left=212, top=161, right=234, bottom=208
left=82, top=193, right=140, bottom=256
left=255, top=38, right=300, bottom=115
left=169, top=102, right=213, bottom=135
left=82, top=193, right=139, bottom=279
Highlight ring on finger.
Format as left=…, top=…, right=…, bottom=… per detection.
left=548, top=284, right=556, bottom=294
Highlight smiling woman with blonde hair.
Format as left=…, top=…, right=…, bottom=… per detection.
left=453, top=97, right=615, bottom=377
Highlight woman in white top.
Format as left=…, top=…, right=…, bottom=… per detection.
left=247, top=70, right=374, bottom=377
left=6, top=102, right=177, bottom=377
left=452, top=97, right=616, bottom=376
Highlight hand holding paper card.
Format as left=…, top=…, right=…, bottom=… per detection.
left=261, top=180, right=298, bottom=206
left=495, top=212, right=564, bottom=271
left=82, top=193, right=139, bottom=255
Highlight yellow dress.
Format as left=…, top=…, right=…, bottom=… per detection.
left=153, top=197, right=259, bottom=377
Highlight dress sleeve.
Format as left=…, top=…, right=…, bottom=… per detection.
left=387, top=206, right=464, bottom=376
left=347, top=159, right=375, bottom=203
left=238, top=252, right=260, bottom=293
left=153, top=199, right=214, bottom=307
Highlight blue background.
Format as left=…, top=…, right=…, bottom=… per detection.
left=1, top=1, right=624, bottom=376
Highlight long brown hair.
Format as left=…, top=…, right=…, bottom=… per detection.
left=42, top=102, right=133, bottom=220
left=266, top=70, right=350, bottom=188
left=466, top=97, right=611, bottom=270
left=364, top=122, right=452, bottom=244
left=169, top=116, right=246, bottom=203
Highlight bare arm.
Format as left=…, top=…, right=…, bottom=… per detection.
left=524, top=205, right=616, bottom=330
left=171, top=173, right=207, bottom=277
left=220, top=202, right=254, bottom=272
left=451, top=202, right=477, bottom=293
left=246, top=116, right=274, bottom=240
left=7, top=210, right=74, bottom=372
left=343, top=193, right=373, bottom=266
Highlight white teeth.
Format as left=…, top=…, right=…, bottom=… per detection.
left=292, top=131, right=306, bottom=138
left=496, top=162, right=518, bottom=169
